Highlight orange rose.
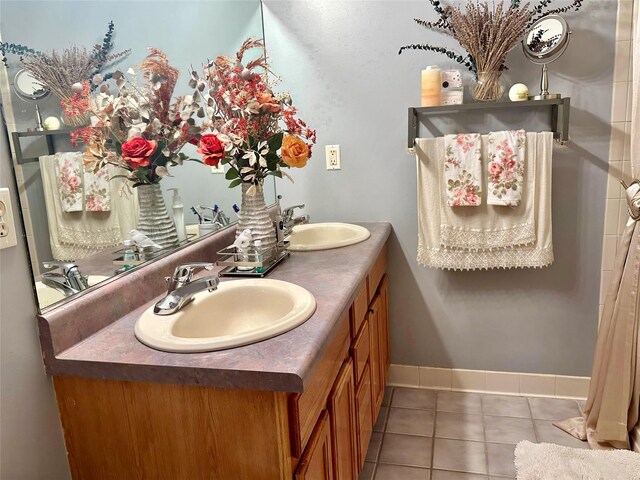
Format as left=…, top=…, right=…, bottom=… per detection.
left=256, top=92, right=280, bottom=113
left=281, top=135, right=309, bottom=168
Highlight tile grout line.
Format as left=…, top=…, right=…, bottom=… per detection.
left=481, top=394, right=491, bottom=477
left=526, top=397, right=540, bottom=443
left=429, top=390, right=438, bottom=476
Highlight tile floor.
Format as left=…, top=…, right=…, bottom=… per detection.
left=359, top=387, right=587, bottom=480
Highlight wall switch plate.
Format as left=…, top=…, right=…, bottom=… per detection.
left=0, top=188, right=18, bottom=249
left=211, top=164, right=225, bottom=174
left=325, top=145, right=341, bottom=170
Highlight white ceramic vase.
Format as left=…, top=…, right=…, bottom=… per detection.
left=136, top=184, right=179, bottom=249
left=237, top=182, right=277, bottom=259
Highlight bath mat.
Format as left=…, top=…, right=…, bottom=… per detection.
left=514, top=440, right=640, bottom=480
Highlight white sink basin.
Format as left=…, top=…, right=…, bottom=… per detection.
left=287, top=223, right=371, bottom=251
left=134, top=279, right=316, bottom=353
left=36, top=275, right=109, bottom=308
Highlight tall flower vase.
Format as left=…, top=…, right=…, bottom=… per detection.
left=237, top=182, right=277, bottom=259
left=136, top=184, right=179, bottom=249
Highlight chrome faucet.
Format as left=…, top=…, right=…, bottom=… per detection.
left=154, top=262, right=219, bottom=315
left=41, top=261, right=89, bottom=296
left=282, top=204, right=310, bottom=237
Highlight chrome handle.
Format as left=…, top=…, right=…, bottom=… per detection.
left=43, top=261, right=78, bottom=275
left=167, top=262, right=215, bottom=291
left=283, top=204, right=305, bottom=221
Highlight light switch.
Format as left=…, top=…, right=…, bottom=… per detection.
left=0, top=188, right=18, bottom=249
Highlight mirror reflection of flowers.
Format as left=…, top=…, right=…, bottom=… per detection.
left=188, top=38, right=316, bottom=194
left=0, top=21, right=130, bottom=126
left=72, top=49, right=205, bottom=188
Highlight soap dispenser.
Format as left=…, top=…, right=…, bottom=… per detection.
left=167, top=188, right=187, bottom=242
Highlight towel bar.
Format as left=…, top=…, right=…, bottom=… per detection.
left=407, top=97, right=570, bottom=152
left=10, top=129, right=74, bottom=164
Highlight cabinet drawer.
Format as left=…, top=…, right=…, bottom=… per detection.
left=367, top=248, right=387, bottom=302
left=350, top=281, right=368, bottom=339
left=355, top=363, right=373, bottom=470
left=350, top=319, right=370, bottom=386
left=289, top=311, right=350, bottom=458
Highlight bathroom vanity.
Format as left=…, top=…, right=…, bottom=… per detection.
left=38, top=223, right=391, bottom=479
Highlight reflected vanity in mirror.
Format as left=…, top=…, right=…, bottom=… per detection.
left=522, top=15, right=571, bottom=100
left=0, top=0, right=276, bottom=312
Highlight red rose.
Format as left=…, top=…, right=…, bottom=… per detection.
left=121, top=136, right=157, bottom=168
left=197, top=134, right=226, bottom=167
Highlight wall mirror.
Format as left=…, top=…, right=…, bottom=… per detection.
left=0, top=0, right=275, bottom=312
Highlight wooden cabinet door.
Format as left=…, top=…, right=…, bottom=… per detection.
left=328, top=359, right=358, bottom=480
left=296, top=410, right=334, bottom=480
left=368, top=295, right=383, bottom=420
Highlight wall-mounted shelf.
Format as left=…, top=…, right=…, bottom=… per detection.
left=11, top=129, right=74, bottom=165
left=407, top=97, right=570, bottom=149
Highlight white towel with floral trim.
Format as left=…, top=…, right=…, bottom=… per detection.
left=444, top=133, right=482, bottom=206
left=416, top=133, right=554, bottom=271
left=54, top=152, right=83, bottom=212
left=487, top=129, right=526, bottom=207
left=439, top=132, right=537, bottom=251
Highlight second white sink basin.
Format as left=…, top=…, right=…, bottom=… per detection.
left=287, top=223, right=371, bottom=251
left=134, top=279, right=316, bottom=353
left=36, top=275, right=109, bottom=308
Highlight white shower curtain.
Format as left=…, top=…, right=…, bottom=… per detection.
left=556, top=2, right=640, bottom=450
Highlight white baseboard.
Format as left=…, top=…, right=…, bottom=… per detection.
left=388, top=364, right=590, bottom=400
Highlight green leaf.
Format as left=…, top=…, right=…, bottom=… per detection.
left=266, top=132, right=284, bottom=152
left=225, top=168, right=239, bottom=180
left=268, top=170, right=283, bottom=178
left=228, top=179, right=242, bottom=188
left=178, top=152, right=189, bottom=160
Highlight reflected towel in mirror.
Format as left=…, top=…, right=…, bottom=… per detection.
left=40, top=153, right=138, bottom=260
left=53, top=152, right=83, bottom=212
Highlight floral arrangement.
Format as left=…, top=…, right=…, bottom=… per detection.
left=187, top=38, right=316, bottom=193
left=73, top=49, right=204, bottom=187
left=398, top=0, right=583, bottom=79
left=0, top=22, right=130, bottom=125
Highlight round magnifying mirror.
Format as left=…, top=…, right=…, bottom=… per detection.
left=522, top=15, right=570, bottom=100
left=13, top=69, right=50, bottom=101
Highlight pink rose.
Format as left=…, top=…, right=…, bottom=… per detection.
left=489, top=162, right=502, bottom=177
left=121, top=136, right=157, bottom=168
left=197, top=134, right=226, bottom=167
left=68, top=177, right=80, bottom=190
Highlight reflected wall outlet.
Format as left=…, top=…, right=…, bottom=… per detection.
left=0, top=188, right=17, bottom=249
left=325, top=145, right=341, bottom=170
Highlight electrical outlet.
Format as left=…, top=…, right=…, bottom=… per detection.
left=325, top=145, right=341, bottom=170
left=0, top=188, right=17, bottom=249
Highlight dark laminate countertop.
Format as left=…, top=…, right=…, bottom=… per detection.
left=40, top=222, right=391, bottom=392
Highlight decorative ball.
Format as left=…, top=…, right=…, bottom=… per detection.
left=71, top=82, right=84, bottom=93
left=43, top=116, right=61, bottom=131
left=240, top=68, right=253, bottom=81
left=509, top=83, right=529, bottom=102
